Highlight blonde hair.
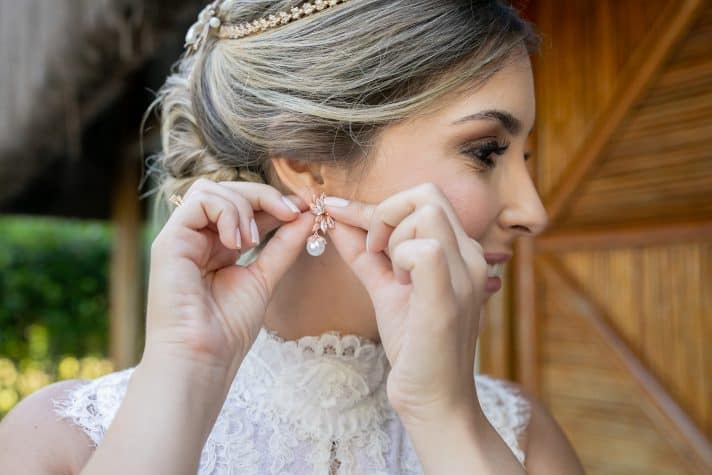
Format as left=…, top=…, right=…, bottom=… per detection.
left=141, top=0, right=538, bottom=246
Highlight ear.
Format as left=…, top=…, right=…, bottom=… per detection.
left=269, top=156, right=347, bottom=205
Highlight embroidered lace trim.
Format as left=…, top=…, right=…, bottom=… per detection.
left=51, top=329, right=531, bottom=473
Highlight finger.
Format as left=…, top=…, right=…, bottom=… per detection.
left=322, top=195, right=376, bottom=232
left=246, top=209, right=315, bottom=299
left=371, top=183, right=471, bottom=255
left=170, top=188, right=241, bottom=252
left=459, top=239, right=488, bottom=297
left=387, top=204, right=470, bottom=291
left=184, top=179, right=306, bottom=248
left=391, top=239, right=460, bottom=334
left=253, top=194, right=305, bottom=245
left=193, top=185, right=254, bottom=250
left=325, top=216, right=394, bottom=296
left=216, top=180, right=309, bottom=219
left=325, top=183, right=470, bottom=256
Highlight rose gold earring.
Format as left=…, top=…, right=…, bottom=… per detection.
left=306, top=192, right=335, bottom=256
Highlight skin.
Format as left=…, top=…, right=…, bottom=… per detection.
left=265, top=54, right=548, bottom=344
left=0, top=52, right=584, bottom=474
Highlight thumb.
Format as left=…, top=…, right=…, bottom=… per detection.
left=248, top=209, right=314, bottom=297
left=326, top=217, right=392, bottom=296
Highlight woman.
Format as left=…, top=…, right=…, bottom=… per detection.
left=0, top=0, right=584, bottom=473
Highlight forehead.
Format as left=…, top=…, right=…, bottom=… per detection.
left=427, top=56, right=536, bottom=132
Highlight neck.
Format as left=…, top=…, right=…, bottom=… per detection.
left=263, top=239, right=380, bottom=343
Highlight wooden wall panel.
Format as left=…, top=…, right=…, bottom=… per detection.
left=533, top=0, right=673, bottom=195
left=559, top=242, right=712, bottom=438
left=559, top=3, right=712, bottom=228
left=525, top=0, right=712, bottom=472
left=539, top=262, right=697, bottom=474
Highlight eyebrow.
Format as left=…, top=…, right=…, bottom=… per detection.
left=451, top=109, right=526, bottom=135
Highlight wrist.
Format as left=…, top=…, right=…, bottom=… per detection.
left=392, top=382, right=480, bottom=429
left=138, top=345, right=238, bottom=405
left=396, top=392, right=527, bottom=475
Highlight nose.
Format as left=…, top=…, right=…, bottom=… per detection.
left=497, top=162, right=549, bottom=237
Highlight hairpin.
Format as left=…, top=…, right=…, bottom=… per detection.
left=184, top=0, right=350, bottom=55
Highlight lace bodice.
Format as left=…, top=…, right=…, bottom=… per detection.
left=52, top=325, right=531, bottom=474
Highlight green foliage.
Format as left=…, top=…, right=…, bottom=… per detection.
left=0, top=215, right=112, bottom=360
left=0, top=215, right=117, bottom=417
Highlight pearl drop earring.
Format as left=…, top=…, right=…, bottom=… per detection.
left=306, top=192, right=335, bottom=256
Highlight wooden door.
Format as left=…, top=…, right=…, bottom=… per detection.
left=479, top=1, right=712, bottom=473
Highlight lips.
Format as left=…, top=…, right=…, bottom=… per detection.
left=483, top=252, right=511, bottom=294
left=484, top=252, right=512, bottom=264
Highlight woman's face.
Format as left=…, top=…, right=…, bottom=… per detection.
left=331, top=54, right=548, bottom=298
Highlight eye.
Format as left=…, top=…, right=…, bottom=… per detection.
left=461, top=139, right=509, bottom=170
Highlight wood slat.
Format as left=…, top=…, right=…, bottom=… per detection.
left=539, top=255, right=712, bottom=470
left=538, top=220, right=712, bottom=252
left=538, top=266, right=699, bottom=474
left=533, top=0, right=674, bottom=195
left=542, top=0, right=706, bottom=224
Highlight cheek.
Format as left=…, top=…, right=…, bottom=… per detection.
left=352, top=137, right=497, bottom=239
left=442, top=180, right=496, bottom=240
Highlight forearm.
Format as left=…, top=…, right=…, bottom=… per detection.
left=80, top=351, right=233, bottom=475
left=399, top=404, right=527, bottom=475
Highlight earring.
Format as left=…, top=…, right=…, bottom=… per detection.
left=306, top=192, right=335, bottom=256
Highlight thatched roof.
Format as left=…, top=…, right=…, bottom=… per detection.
left=0, top=0, right=204, bottom=209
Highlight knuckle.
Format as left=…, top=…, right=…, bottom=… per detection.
left=418, top=203, right=445, bottom=223
left=187, top=178, right=208, bottom=194
left=417, top=181, right=442, bottom=197
left=419, top=238, right=446, bottom=262
left=190, top=189, right=211, bottom=206
left=194, top=177, right=213, bottom=188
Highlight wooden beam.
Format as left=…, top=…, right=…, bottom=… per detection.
left=514, top=237, right=538, bottom=395
left=478, top=267, right=512, bottom=380
left=537, top=219, right=712, bottom=252
left=539, top=255, right=712, bottom=471
left=543, top=0, right=707, bottom=224
left=109, top=150, right=144, bottom=369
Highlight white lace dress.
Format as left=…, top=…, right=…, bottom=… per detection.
left=52, top=325, right=531, bottom=474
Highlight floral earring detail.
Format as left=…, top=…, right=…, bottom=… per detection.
left=306, top=192, right=335, bottom=256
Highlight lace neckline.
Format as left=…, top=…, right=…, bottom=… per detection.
left=259, top=324, right=382, bottom=353
left=229, top=325, right=392, bottom=440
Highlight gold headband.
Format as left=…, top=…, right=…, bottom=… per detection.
left=185, top=0, right=350, bottom=55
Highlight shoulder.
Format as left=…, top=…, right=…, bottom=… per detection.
left=474, top=374, right=532, bottom=464
left=0, top=378, right=96, bottom=475
left=478, top=377, right=585, bottom=474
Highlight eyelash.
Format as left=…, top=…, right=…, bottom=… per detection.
left=462, top=139, right=532, bottom=170
left=462, top=139, right=510, bottom=170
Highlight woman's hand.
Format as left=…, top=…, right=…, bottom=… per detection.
left=324, top=182, right=487, bottom=423
left=145, top=178, right=314, bottom=380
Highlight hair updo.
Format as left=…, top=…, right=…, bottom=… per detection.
left=142, top=0, right=538, bottom=246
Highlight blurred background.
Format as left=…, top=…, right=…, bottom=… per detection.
left=0, top=1, right=710, bottom=473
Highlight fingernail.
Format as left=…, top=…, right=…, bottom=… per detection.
left=324, top=196, right=349, bottom=207
left=250, top=218, right=260, bottom=244
left=281, top=195, right=300, bottom=213
left=235, top=228, right=242, bottom=249
left=366, top=232, right=370, bottom=253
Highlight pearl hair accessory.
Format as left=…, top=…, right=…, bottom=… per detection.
left=185, top=0, right=350, bottom=55
left=306, top=192, right=335, bottom=256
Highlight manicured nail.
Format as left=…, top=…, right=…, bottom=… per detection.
left=324, top=196, right=349, bottom=207
left=235, top=228, right=242, bottom=249
left=250, top=218, right=260, bottom=244
left=281, top=195, right=300, bottom=213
